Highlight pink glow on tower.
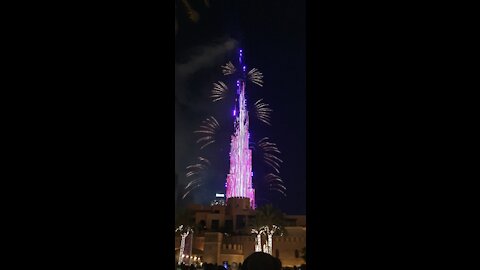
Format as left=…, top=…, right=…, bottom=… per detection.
left=225, top=49, right=256, bottom=209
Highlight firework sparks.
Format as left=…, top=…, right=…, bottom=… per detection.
left=183, top=156, right=211, bottom=199
left=254, top=99, right=273, bottom=125
left=185, top=177, right=203, bottom=190
left=248, top=68, right=264, bottom=87
left=258, top=137, right=283, bottom=173
left=265, top=173, right=286, bottom=197
left=211, top=81, right=229, bottom=102
left=268, top=186, right=287, bottom=197
left=221, top=61, right=236, bottom=75
left=193, top=116, right=220, bottom=149
left=197, top=156, right=210, bottom=166
left=182, top=181, right=205, bottom=199
left=265, top=173, right=284, bottom=184
left=186, top=163, right=206, bottom=170
left=185, top=171, right=201, bottom=178
left=182, top=174, right=205, bottom=199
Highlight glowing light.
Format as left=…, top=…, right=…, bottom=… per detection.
left=221, top=61, right=236, bottom=75
left=176, top=225, right=193, bottom=265
left=252, top=228, right=265, bottom=252
left=233, top=109, right=236, bottom=116
left=211, top=81, right=228, bottom=102
left=215, top=193, right=225, bottom=198
left=248, top=68, right=264, bottom=87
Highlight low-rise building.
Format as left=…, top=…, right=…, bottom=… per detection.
left=175, top=197, right=306, bottom=267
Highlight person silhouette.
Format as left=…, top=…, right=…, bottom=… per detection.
left=241, top=252, right=281, bottom=270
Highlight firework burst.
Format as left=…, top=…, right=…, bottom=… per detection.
left=248, top=68, right=264, bottom=87
left=258, top=137, right=283, bottom=173
left=254, top=99, right=273, bottom=125
left=264, top=173, right=286, bottom=197
left=268, top=186, right=287, bottom=197
left=221, top=61, right=236, bottom=75
left=211, top=81, right=229, bottom=102
left=193, top=116, right=220, bottom=150
left=183, top=156, right=211, bottom=199
left=264, top=173, right=284, bottom=184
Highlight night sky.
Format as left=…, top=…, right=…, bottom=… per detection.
left=175, top=0, right=305, bottom=215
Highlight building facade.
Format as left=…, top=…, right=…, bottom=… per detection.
left=175, top=198, right=306, bottom=267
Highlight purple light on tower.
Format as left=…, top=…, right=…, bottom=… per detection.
left=225, top=49, right=256, bottom=209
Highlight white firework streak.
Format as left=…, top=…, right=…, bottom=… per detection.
left=258, top=137, right=282, bottom=173
left=199, top=140, right=215, bottom=150
left=209, top=116, right=220, bottom=129
left=183, top=154, right=212, bottom=199
left=261, top=146, right=280, bottom=153
left=268, top=187, right=287, bottom=197
left=265, top=173, right=284, bottom=184
left=258, top=137, right=270, bottom=144
left=194, top=116, right=220, bottom=149
left=254, top=99, right=273, bottom=125
left=182, top=182, right=204, bottom=199
left=258, top=142, right=280, bottom=153
left=269, top=183, right=286, bottom=190
left=264, top=159, right=280, bottom=174
left=197, top=156, right=210, bottom=166
left=186, top=171, right=201, bottom=178
left=264, top=153, right=283, bottom=164
left=185, top=161, right=207, bottom=178
left=185, top=177, right=203, bottom=190
left=186, top=163, right=206, bottom=170
left=193, top=130, right=214, bottom=135
left=221, top=61, right=236, bottom=75
left=196, top=136, right=213, bottom=144
left=211, top=81, right=229, bottom=102
left=248, top=68, right=264, bottom=87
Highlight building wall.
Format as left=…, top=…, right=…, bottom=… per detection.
left=219, top=243, right=244, bottom=265
left=193, top=236, right=205, bottom=251
left=206, top=213, right=225, bottom=230
left=219, top=254, right=244, bottom=265
left=272, top=234, right=306, bottom=267
left=202, top=232, right=222, bottom=264
left=284, top=215, right=306, bottom=226
left=181, top=203, right=307, bottom=267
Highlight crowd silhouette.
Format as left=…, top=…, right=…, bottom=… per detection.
left=176, top=252, right=306, bottom=270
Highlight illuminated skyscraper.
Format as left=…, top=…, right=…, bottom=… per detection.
left=225, top=49, right=255, bottom=209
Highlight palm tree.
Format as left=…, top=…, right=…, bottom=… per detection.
left=175, top=225, right=193, bottom=265
left=250, top=204, right=285, bottom=255
left=254, top=204, right=284, bottom=228
left=175, top=208, right=195, bottom=265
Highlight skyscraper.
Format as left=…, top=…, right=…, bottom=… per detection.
left=225, top=49, right=256, bottom=209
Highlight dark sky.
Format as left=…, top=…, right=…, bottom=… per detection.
left=175, top=0, right=305, bottom=215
